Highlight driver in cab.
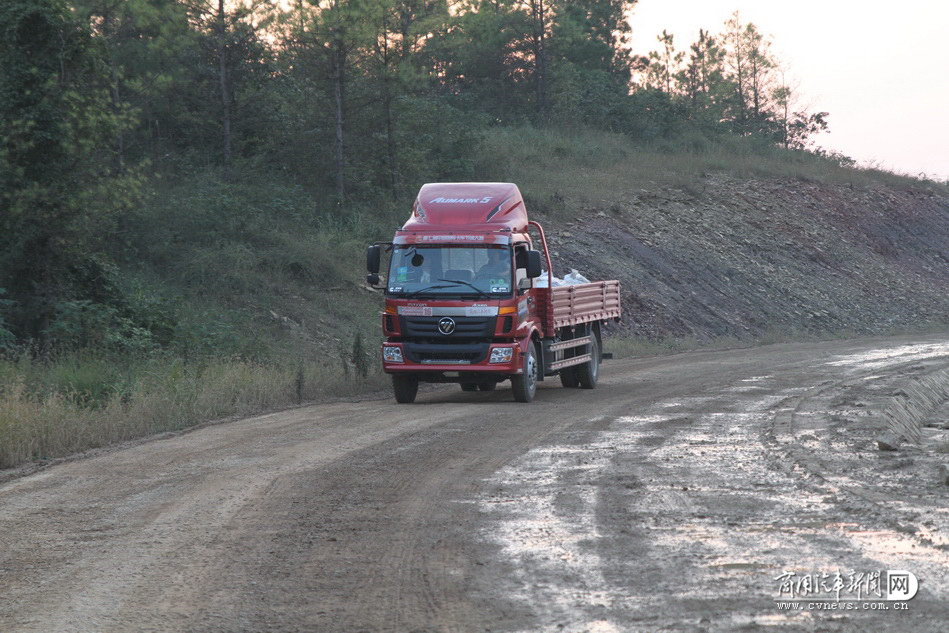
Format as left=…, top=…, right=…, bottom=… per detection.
left=475, top=249, right=511, bottom=291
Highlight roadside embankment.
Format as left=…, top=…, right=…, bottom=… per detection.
left=541, top=175, right=948, bottom=341
left=877, top=367, right=949, bottom=451
left=769, top=344, right=949, bottom=555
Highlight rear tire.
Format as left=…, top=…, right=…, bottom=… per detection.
left=461, top=383, right=478, bottom=392
left=478, top=382, right=496, bottom=391
left=511, top=342, right=538, bottom=403
left=560, top=367, right=579, bottom=388
left=392, top=375, right=419, bottom=403
left=577, top=334, right=600, bottom=389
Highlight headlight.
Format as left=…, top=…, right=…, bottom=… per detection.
left=489, top=347, right=514, bottom=363
left=383, top=345, right=404, bottom=363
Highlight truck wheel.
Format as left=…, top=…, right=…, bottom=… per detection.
left=577, top=335, right=599, bottom=389
left=478, top=382, right=496, bottom=391
left=392, top=375, right=419, bottom=403
left=511, top=343, right=538, bottom=403
left=461, top=383, right=478, bottom=392
left=560, top=367, right=579, bottom=388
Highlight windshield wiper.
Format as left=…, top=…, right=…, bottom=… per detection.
left=404, top=284, right=457, bottom=298
left=437, top=278, right=493, bottom=299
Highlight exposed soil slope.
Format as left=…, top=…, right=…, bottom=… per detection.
left=543, top=176, right=948, bottom=340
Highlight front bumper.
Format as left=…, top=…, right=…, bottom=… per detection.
left=381, top=342, right=524, bottom=375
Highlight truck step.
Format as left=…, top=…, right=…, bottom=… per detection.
left=549, top=353, right=592, bottom=371
left=546, top=336, right=592, bottom=353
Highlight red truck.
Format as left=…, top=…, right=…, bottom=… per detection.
left=366, top=182, right=621, bottom=403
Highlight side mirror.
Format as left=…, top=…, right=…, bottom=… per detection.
left=526, top=250, right=543, bottom=279
left=367, top=245, right=381, bottom=274
left=366, top=273, right=380, bottom=286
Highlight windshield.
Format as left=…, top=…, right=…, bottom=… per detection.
left=386, top=245, right=513, bottom=297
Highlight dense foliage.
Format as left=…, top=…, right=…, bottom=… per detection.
left=2, top=0, right=832, bottom=353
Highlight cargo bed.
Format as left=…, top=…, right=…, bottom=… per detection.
left=537, top=280, right=621, bottom=331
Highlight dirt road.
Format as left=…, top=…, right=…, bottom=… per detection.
left=1, top=336, right=947, bottom=632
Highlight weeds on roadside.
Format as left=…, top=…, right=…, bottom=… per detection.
left=0, top=352, right=387, bottom=470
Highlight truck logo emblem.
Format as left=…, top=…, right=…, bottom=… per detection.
left=429, top=196, right=493, bottom=204
left=438, top=317, right=456, bottom=335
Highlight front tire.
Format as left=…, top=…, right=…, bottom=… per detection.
left=392, top=375, right=419, bottom=403
left=511, top=342, right=538, bottom=403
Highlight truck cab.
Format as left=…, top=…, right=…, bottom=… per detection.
left=367, top=183, right=620, bottom=403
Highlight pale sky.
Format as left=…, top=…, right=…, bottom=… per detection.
left=626, top=0, right=949, bottom=180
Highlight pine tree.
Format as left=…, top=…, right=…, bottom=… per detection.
left=183, top=0, right=276, bottom=168
left=0, top=0, right=143, bottom=344
left=644, top=30, right=683, bottom=94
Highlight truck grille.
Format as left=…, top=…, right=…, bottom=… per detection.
left=403, top=342, right=489, bottom=365
left=400, top=316, right=496, bottom=338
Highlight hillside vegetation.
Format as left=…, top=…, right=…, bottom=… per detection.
left=3, top=126, right=947, bottom=470
left=1, top=0, right=947, bottom=469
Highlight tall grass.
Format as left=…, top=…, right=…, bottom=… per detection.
left=0, top=354, right=387, bottom=470
left=0, top=165, right=398, bottom=472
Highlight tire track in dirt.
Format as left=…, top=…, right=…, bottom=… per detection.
left=477, top=339, right=949, bottom=632
left=1, top=336, right=947, bottom=633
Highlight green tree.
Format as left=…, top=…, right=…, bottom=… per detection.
left=74, top=0, right=201, bottom=162
left=744, top=22, right=775, bottom=124
left=426, top=2, right=533, bottom=120
left=527, top=0, right=551, bottom=119
left=0, top=0, right=144, bottom=345
left=720, top=13, right=776, bottom=135
left=680, top=29, right=725, bottom=110
left=308, top=0, right=383, bottom=203
left=643, top=29, right=683, bottom=94
left=721, top=12, right=749, bottom=130
left=361, top=0, right=450, bottom=195
left=184, top=0, right=277, bottom=168
left=774, top=79, right=829, bottom=151
left=551, top=0, right=634, bottom=79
